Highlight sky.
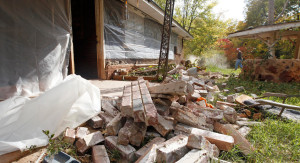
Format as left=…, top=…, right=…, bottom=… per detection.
left=213, top=0, right=246, bottom=21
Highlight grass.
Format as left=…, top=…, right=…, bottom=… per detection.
left=220, top=118, right=300, bottom=162
left=206, top=65, right=241, bottom=76
left=218, top=77, right=300, bottom=106
left=207, top=65, right=300, bottom=162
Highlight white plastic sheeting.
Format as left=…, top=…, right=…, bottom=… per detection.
left=104, top=0, right=178, bottom=60
left=0, top=75, right=101, bottom=155
left=0, top=0, right=71, bottom=100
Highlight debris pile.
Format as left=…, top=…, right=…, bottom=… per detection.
left=64, top=71, right=261, bottom=163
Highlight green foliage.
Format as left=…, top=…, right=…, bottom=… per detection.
left=42, top=130, right=77, bottom=158
left=245, top=0, right=299, bottom=27
left=248, top=118, right=300, bottom=162
left=107, top=149, right=121, bottom=161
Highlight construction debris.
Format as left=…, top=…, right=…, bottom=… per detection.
left=27, top=68, right=266, bottom=162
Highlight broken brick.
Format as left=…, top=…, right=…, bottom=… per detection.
left=135, top=137, right=165, bottom=159
left=63, top=128, right=76, bottom=144
left=176, top=149, right=208, bottom=163
left=105, top=136, right=136, bottom=162
left=190, top=127, right=234, bottom=151
left=151, top=114, right=174, bottom=136
left=106, top=113, right=124, bottom=136
left=156, top=135, right=189, bottom=163
left=75, top=127, right=89, bottom=139
left=76, top=131, right=105, bottom=154
left=187, top=134, right=219, bottom=157
left=214, top=122, right=255, bottom=155
left=92, top=145, right=110, bottom=163
left=118, top=118, right=147, bottom=146
left=88, top=116, right=103, bottom=129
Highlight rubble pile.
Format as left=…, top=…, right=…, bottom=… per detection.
left=64, top=71, right=261, bottom=163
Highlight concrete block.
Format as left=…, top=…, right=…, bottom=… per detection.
left=156, top=135, right=189, bottom=163
left=92, top=145, right=110, bottom=163
left=105, top=136, right=136, bottom=162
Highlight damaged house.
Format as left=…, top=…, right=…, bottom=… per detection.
left=0, top=0, right=192, bottom=100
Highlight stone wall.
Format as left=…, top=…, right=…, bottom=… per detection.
left=241, top=59, right=300, bottom=82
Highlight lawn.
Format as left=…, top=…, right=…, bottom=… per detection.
left=207, top=65, right=300, bottom=162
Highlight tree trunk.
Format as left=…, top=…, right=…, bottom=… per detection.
left=268, top=0, right=275, bottom=24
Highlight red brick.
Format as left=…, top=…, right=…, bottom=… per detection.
left=133, top=98, right=145, bottom=122
left=132, top=90, right=142, bottom=100
left=144, top=103, right=158, bottom=125
left=190, top=127, right=234, bottom=151
left=63, top=128, right=76, bottom=144
left=214, top=122, right=255, bottom=155
left=88, top=116, right=103, bottom=129
left=142, top=94, right=153, bottom=105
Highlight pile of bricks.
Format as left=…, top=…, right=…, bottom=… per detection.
left=63, top=76, right=261, bottom=163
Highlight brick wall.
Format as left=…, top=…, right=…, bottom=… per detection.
left=241, top=59, right=300, bottom=82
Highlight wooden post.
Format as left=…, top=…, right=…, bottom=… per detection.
left=66, top=0, right=75, bottom=74
left=294, top=34, right=300, bottom=59
left=95, top=0, right=106, bottom=79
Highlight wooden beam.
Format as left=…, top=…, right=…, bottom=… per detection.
left=66, top=0, right=75, bottom=74
left=95, top=0, right=106, bottom=79
left=295, top=34, right=300, bottom=59
left=228, top=21, right=300, bottom=38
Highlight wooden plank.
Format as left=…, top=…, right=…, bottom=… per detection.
left=255, top=99, right=300, bottom=111
left=66, top=0, right=75, bottom=74
left=95, top=0, right=106, bottom=79
left=262, top=92, right=287, bottom=98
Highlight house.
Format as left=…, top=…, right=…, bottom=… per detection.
left=0, top=0, right=192, bottom=100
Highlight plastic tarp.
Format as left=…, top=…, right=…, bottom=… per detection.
left=0, top=0, right=71, bottom=100
left=0, top=75, right=101, bottom=155
left=104, top=0, right=178, bottom=60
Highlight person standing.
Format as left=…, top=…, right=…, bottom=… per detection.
left=235, top=48, right=243, bottom=70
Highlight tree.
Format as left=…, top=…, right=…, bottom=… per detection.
left=245, top=0, right=299, bottom=27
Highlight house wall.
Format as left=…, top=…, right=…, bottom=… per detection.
left=0, top=0, right=71, bottom=99
left=103, top=0, right=178, bottom=61
left=241, top=59, right=300, bottom=82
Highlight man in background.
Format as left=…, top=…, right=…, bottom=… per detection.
left=235, top=48, right=243, bottom=70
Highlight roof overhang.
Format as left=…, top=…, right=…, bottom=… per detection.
left=128, top=0, right=193, bottom=40
left=228, top=21, right=300, bottom=40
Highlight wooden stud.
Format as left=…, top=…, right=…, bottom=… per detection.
left=95, top=0, right=106, bottom=79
